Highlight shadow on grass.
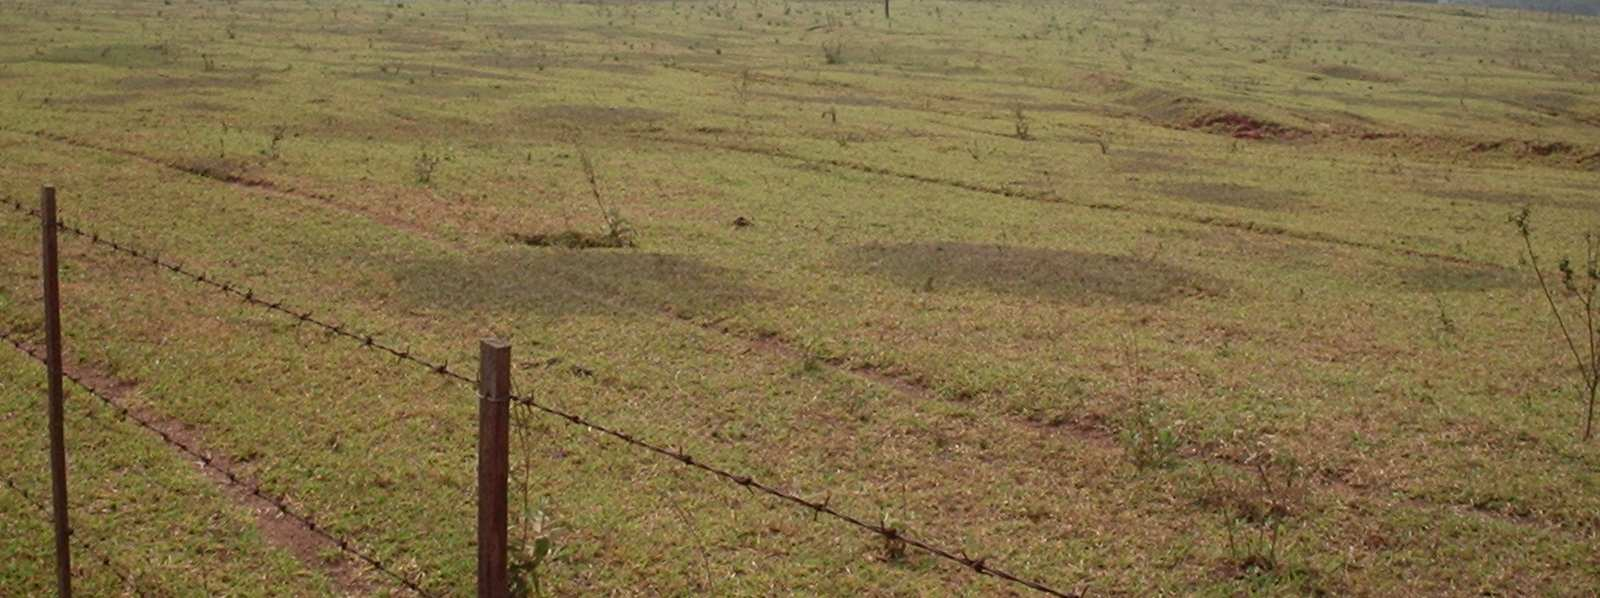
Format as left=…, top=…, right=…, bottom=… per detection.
left=1397, top=263, right=1529, bottom=293
left=390, top=249, right=762, bottom=318
left=842, top=242, right=1219, bottom=304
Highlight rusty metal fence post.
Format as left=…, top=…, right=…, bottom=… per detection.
left=40, top=185, right=72, bottom=597
left=477, top=339, right=511, bottom=598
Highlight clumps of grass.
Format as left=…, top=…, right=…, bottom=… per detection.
left=413, top=145, right=451, bottom=185
left=1120, top=402, right=1181, bottom=470
left=878, top=509, right=907, bottom=562
left=514, top=143, right=635, bottom=250
left=1433, top=295, right=1458, bottom=337
left=512, top=230, right=631, bottom=249
left=965, top=139, right=987, bottom=161
left=577, top=144, right=634, bottom=245
left=216, top=120, right=230, bottom=159
left=1511, top=206, right=1599, bottom=441
left=261, top=125, right=289, bottom=160
left=510, top=406, right=562, bottom=598
left=821, top=39, right=845, bottom=64
left=733, top=68, right=754, bottom=104
left=788, top=352, right=826, bottom=378
left=1011, top=106, right=1032, bottom=140
left=1199, top=451, right=1308, bottom=580
left=509, top=505, right=560, bottom=598
left=174, top=156, right=248, bottom=183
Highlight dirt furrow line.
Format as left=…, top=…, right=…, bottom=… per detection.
left=0, top=330, right=382, bottom=596
left=7, top=128, right=455, bottom=248
left=11, top=125, right=1566, bottom=542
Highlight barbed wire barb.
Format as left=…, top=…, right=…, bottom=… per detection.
left=0, top=201, right=1079, bottom=597
left=0, top=327, right=438, bottom=597
left=1, top=477, right=150, bottom=598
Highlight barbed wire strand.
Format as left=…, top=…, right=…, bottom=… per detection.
left=0, top=199, right=1079, bottom=597
left=0, top=475, right=150, bottom=597
left=1, top=198, right=475, bottom=387
left=0, top=327, right=438, bottom=597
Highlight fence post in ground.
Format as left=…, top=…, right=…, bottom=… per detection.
left=40, top=185, right=72, bottom=598
left=477, top=339, right=511, bottom=598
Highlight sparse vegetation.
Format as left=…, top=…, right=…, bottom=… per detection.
left=1120, top=401, right=1180, bottom=469
left=821, top=39, right=844, bottom=64
left=413, top=145, right=449, bottom=185
left=514, top=143, right=634, bottom=249
left=2, top=0, right=1598, bottom=595
left=1011, top=106, right=1031, bottom=140
left=1199, top=451, right=1310, bottom=586
left=1512, top=207, right=1599, bottom=441
left=575, top=143, right=634, bottom=247
left=262, top=125, right=288, bottom=160
left=508, top=507, right=559, bottom=598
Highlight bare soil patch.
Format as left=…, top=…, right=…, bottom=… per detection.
left=1123, top=89, right=1308, bottom=141
left=512, top=230, right=633, bottom=249
left=1188, top=112, right=1308, bottom=141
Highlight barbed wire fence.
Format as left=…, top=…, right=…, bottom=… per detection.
left=0, top=476, right=149, bottom=597
left=0, top=190, right=1080, bottom=597
left=0, top=326, right=439, bottom=597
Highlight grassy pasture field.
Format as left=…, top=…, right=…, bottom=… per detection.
left=0, top=0, right=1598, bottom=595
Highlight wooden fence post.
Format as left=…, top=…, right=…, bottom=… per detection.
left=41, top=185, right=72, bottom=598
left=477, top=339, right=511, bottom=598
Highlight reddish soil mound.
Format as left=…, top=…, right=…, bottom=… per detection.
left=1468, top=139, right=1595, bottom=167
left=1188, top=112, right=1307, bottom=141
left=1527, top=141, right=1576, bottom=157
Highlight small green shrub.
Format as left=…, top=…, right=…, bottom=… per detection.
left=509, top=508, right=560, bottom=598
left=821, top=40, right=845, bottom=64
left=1012, top=106, right=1032, bottom=140
left=1200, top=452, right=1308, bottom=582
left=1512, top=207, right=1599, bottom=441
left=1120, top=402, right=1180, bottom=469
left=413, top=146, right=451, bottom=185
left=515, top=143, right=635, bottom=249
left=577, top=144, right=635, bottom=246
